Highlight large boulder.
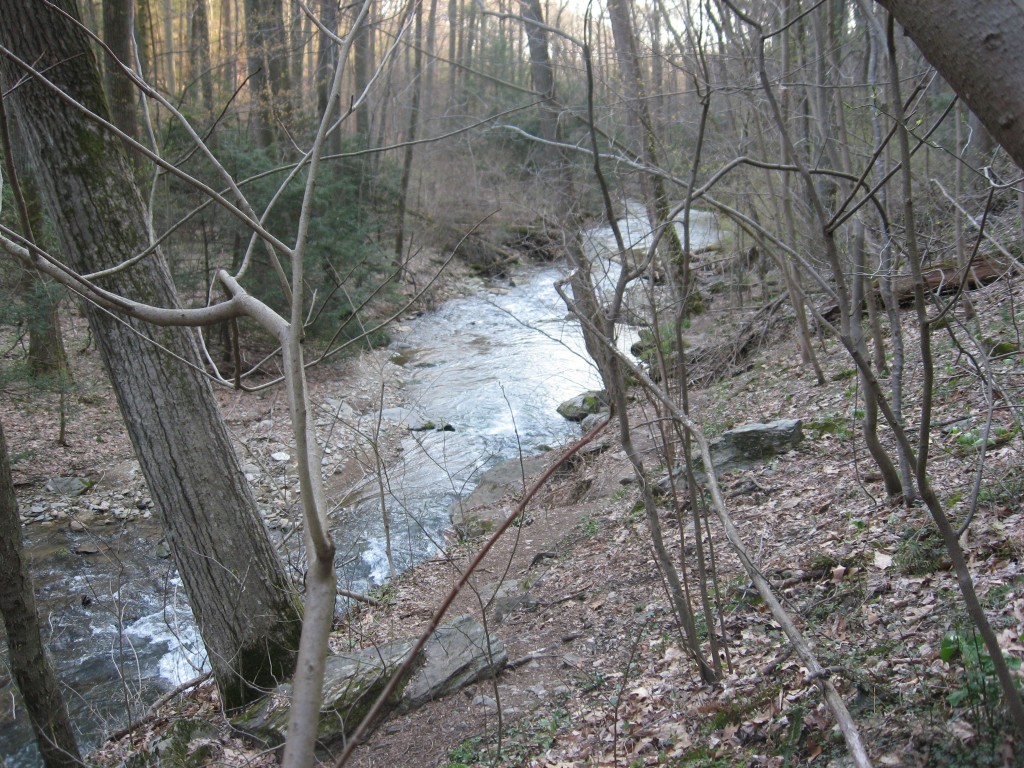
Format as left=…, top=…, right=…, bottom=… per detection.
left=659, top=418, right=804, bottom=489
left=721, top=418, right=803, bottom=459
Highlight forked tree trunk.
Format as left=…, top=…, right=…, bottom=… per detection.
left=0, top=0, right=301, bottom=709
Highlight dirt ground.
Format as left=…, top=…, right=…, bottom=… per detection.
left=6, top=266, right=1024, bottom=768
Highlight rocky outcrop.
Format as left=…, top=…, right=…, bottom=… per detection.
left=232, top=616, right=505, bottom=749
left=719, top=419, right=803, bottom=461
left=399, top=615, right=508, bottom=711
left=450, top=454, right=548, bottom=538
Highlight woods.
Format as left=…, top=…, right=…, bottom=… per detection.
left=1, top=0, right=1023, bottom=765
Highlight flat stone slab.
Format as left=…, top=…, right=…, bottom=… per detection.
left=721, top=418, right=803, bottom=459
left=400, top=614, right=507, bottom=711
left=44, top=477, right=92, bottom=496
left=659, top=418, right=805, bottom=490
left=232, top=616, right=505, bottom=748
left=450, top=454, right=555, bottom=538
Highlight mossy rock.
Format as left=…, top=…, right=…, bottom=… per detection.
left=232, top=640, right=418, bottom=748
left=556, top=390, right=609, bottom=421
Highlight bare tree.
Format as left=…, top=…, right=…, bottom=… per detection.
left=0, top=0, right=302, bottom=710
left=0, top=419, right=84, bottom=768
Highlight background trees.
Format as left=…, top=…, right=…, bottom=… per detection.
left=1, top=0, right=1023, bottom=763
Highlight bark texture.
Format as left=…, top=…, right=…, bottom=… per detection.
left=0, top=0, right=301, bottom=709
left=876, top=0, right=1024, bottom=169
left=0, top=421, right=84, bottom=768
left=102, top=0, right=138, bottom=144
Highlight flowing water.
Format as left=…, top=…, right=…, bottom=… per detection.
left=330, top=266, right=603, bottom=593
left=0, top=264, right=602, bottom=766
left=1, top=207, right=722, bottom=765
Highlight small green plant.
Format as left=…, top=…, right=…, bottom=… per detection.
left=938, top=624, right=1023, bottom=764
left=441, top=708, right=571, bottom=766
left=629, top=499, right=645, bottom=520
left=580, top=515, right=600, bottom=536
left=805, top=414, right=853, bottom=440
left=977, top=471, right=1024, bottom=508
left=894, top=527, right=947, bottom=575
left=948, top=425, right=983, bottom=453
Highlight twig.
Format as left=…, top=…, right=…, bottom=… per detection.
left=104, top=672, right=213, bottom=743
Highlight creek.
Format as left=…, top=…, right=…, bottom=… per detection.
left=0, top=263, right=602, bottom=767
left=1, top=206, right=723, bottom=766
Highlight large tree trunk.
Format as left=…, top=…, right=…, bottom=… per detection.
left=0, top=420, right=83, bottom=768
left=188, top=0, right=215, bottom=114
left=519, top=0, right=570, bottom=212
left=316, top=0, right=341, bottom=156
left=393, top=0, right=423, bottom=269
left=0, top=0, right=302, bottom=710
left=161, top=0, right=177, bottom=95
left=244, top=0, right=290, bottom=148
left=875, top=0, right=1024, bottom=170
left=102, top=0, right=138, bottom=145
left=352, top=0, right=373, bottom=142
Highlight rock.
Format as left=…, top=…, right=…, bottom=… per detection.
left=400, top=615, right=507, bottom=711
left=69, top=519, right=86, bottom=532
left=270, top=451, right=290, bottom=462
left=660, top=418, right=804, bottom=489
left=721, top=418, right=803, bottom=459
left=234, top=639, right=417, bottom=747
left=233, top=616, right=505, bottom=748
left=471, top=694, right=498, bottom=712
left=451, top=453, right=556, bottom=537
left=409, top=419, right=455, bottom=432
left=482, top=580, right=539, bottom=624
left=73, top=542, right=100, bottom=555
left=44, top=477, right=92, bottom=496
left=556, top=390, right=609, bottom=422
left=380, top=407, right=455, bottom=432
left=580, top=412, right=608, bottom=433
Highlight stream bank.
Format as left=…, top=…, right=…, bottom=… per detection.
left=1, top=257, right=603, bottom=766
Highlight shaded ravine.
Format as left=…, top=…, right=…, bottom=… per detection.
left=0, top=264, right=602, bottom=766
left=2, top=208, right=724, bottom=764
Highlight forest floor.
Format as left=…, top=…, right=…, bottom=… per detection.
left=6, top=255, right=1024, bottom=768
